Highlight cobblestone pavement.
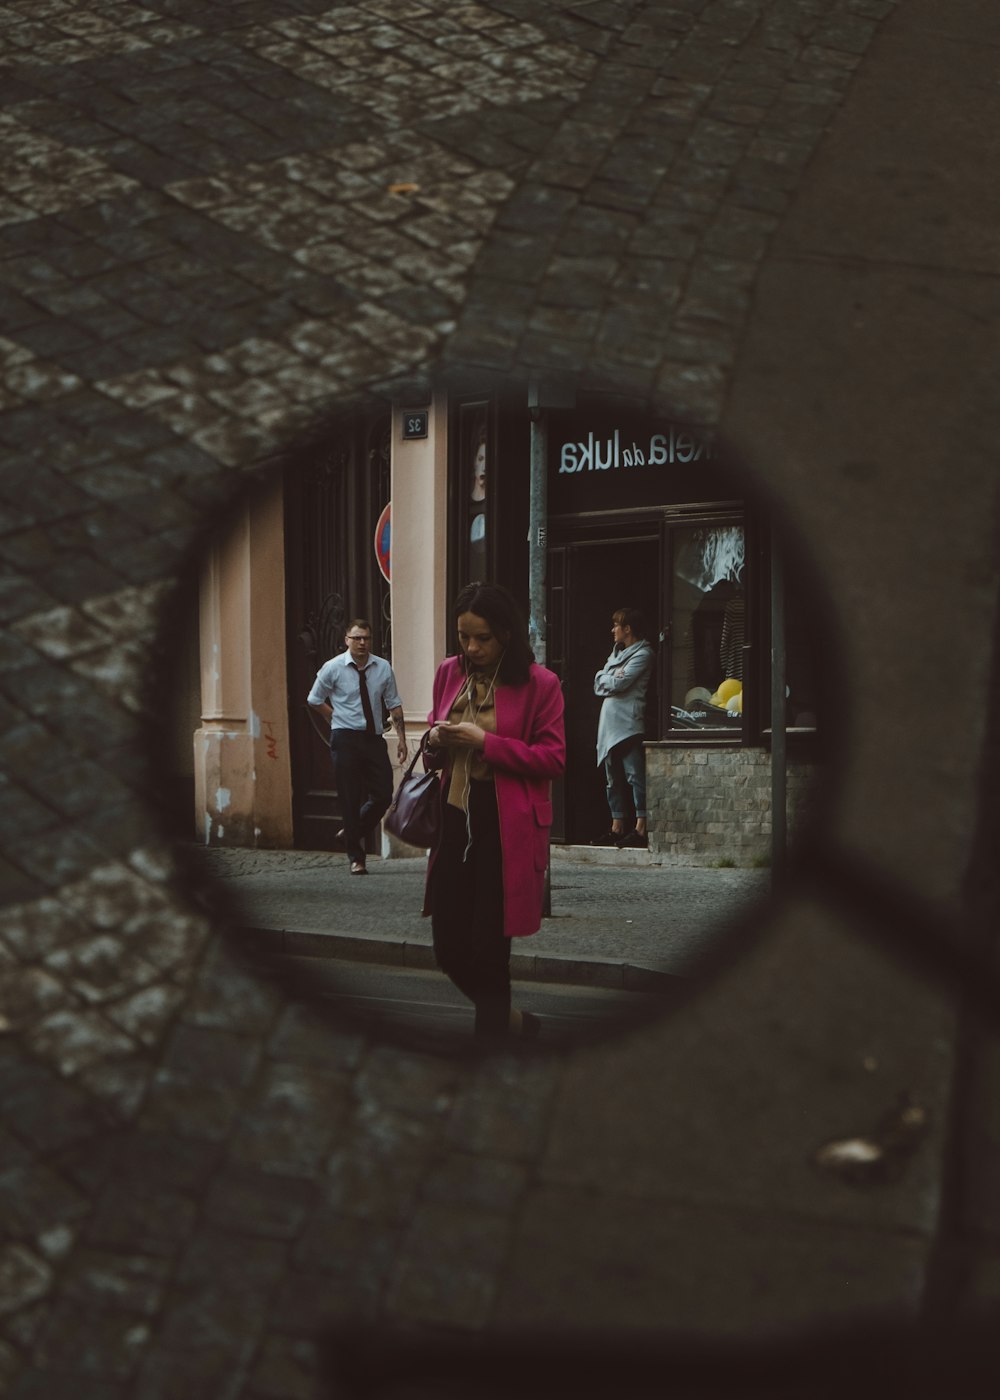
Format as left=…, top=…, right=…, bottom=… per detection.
left=1, top=2, right=999, bottom=1397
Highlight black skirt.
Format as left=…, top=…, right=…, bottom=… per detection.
left=430, top=779, right=510, bottom=1035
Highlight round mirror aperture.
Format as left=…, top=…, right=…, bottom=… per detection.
left=167, top=381, right=834, bottom=1053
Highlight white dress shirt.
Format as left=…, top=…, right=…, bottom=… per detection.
left=308, top=652, right=402, bottom=732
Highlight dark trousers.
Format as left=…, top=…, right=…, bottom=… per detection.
left=330, top=729, right=393, bottom=864
left=430, top=781, right=510, bottom=1037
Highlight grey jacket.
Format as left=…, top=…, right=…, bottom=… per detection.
left=594, top=639, right=655, bottom=765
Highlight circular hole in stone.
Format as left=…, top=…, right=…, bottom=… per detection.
left=162, top=373, right=841, bottom=1056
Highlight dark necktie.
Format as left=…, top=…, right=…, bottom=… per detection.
left=355, top=664, right=376, bottom=737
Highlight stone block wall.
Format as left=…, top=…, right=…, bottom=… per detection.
left=645, top=744, right=816, bottom=866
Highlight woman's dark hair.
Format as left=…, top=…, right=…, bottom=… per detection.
left=453, top=582, right=534, bottom=685
left=612, top=606, right=646, bottom=640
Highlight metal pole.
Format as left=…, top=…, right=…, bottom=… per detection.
left=528, top=399, right=547, bottom=667
left=528, top=386, right=550, bottom=912
left=770, top=530, right=786, bottom=889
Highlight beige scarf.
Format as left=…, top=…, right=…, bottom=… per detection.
left=446, top=670, right=498, bottom=811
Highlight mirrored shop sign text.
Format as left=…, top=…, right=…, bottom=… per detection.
left=557, top=426, right=716, bottom=474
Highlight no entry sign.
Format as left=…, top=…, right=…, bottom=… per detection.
left=374, top=501, right=390, bottom=582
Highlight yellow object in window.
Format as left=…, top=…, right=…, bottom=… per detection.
left=710, top=678, right=743, bottom=706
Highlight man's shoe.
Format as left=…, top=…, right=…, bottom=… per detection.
left=618, top=830, right=648, bottom=849
left=350, top=860, right=367, bottom=875
left=590, top=830, right=623, bottom=847
left=335, top=827, right=346, bottom=841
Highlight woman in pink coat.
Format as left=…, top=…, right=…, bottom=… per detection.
left=423, top=582, right=565, bottom=1041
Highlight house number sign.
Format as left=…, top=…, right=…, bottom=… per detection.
left=401, top=410, right=428, bottom=440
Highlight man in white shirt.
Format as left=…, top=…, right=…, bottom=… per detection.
left=308, top=619, right=407, bottom=874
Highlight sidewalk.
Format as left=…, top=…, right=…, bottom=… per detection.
left=190, top=845, right=771, bottom=991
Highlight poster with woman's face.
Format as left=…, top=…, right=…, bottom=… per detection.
left=468, top=429, right=487, bottom=579
left=471, top=436, right=486, bottom=502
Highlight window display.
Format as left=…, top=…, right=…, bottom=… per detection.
left=669, top=524, right=745, bottom=731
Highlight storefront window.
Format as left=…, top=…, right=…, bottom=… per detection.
left=468, top=421, right=487, bottom=581
left=669, top=523, right=746, bottom=732
left=450, top=400, right=490, bottom=593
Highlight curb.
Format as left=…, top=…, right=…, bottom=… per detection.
left=237, top=925, right=685, bottom=994
left=550, top=845, right=663, bottom=868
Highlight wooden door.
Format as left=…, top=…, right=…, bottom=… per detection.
left=284, top=412, right=391, bottom=849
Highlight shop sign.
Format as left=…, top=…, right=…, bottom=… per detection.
left=558, top=426, right=716, bottom=474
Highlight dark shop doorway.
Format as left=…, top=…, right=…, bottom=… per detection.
left=284, top=411, right=391, bottom=851
left=551, top=534, right=661, bottom=845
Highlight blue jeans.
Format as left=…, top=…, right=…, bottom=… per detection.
left=604, top=735, right=646, bottom=822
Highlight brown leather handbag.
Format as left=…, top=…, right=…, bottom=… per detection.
left=384, top=731, right=441, bottom=850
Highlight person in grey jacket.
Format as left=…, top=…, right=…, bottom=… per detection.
left=593, top=607, right=655, bottom=849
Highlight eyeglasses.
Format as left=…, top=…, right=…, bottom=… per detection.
left=347, top=635, right=371, bottom=643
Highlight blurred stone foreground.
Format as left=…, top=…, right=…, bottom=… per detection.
left=0, top=2, right=998, bottom=1398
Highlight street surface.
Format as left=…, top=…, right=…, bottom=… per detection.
left=281, top=956, right=671, bottom=1053
left=194, top=845, right=772, bottom=980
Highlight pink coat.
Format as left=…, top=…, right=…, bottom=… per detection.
left=422, top=657, right=565, bottom=938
